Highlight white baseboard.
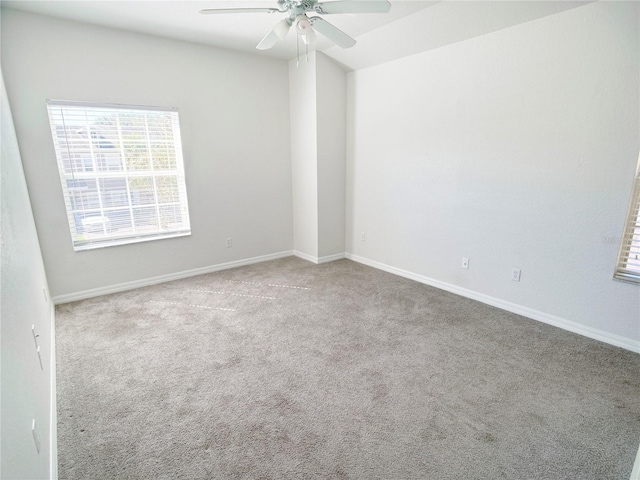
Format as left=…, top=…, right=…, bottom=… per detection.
left=293, top=251, right=346, bottom=264
left=51, top=251, right=294, bottom=304
left=346, top=253, right=640, bottom=354
left=293, top=250, right=319, bottom=264
left=319, top=253, right=346, bottom=264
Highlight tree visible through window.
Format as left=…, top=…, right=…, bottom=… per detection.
left=615, top=157, right=640, bottom=284
left=47, top=101, right=191, bottom=251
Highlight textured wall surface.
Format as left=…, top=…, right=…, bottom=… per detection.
left=289, top=52, right=319, bottom=259
left=346, top=1, right=640, bottom=342
left=317, top=52, right=347, bottom=259
left=1, top=8, right=293, bottom=298
left=1, top=75, right=55, bottom=479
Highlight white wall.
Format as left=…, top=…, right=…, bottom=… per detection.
left=346, top=1, right=640, bottom=347
left=1, top=74, right=56, bottom=479
left=289, top=51, right=346, bottom=262
left=1, top=8, right=293, bottom=299
left=289, top=51, right=319, bottom=259
left=316, top=52, right=346, bottom=259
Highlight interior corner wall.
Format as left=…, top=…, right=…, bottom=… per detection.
left=1, top=8, right=293, bottom=299
left=1, top=73, right=55, bottom=480
left=316, top=52, right=346, bottom=259
left=289, top=51, right=346, bottom=262
left=289, top=51, right=319, bottom=259
left=346, top=1, right=640, bottom=345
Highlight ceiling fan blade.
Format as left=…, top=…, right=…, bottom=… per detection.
left=256, top=19, right=291, bottom=50
left=256, top=30, right=280, bottom=50
left=315, top=0, right=391, bottom=14
left=200, top=7, right=280, bottom=14
left=309, top=17, right=356, bottom=48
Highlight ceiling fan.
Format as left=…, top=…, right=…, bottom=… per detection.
left=200, top=0, right=392, bottom=50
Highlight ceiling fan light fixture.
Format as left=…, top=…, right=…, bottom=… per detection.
left=273, top=18, right=291, bottom=40
left=294, top=15, right=312, bottom=35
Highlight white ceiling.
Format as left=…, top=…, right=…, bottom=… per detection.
left=1, top=0, right=590, bottom=70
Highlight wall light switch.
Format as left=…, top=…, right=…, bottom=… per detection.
left=31, top=325, right=40, bottom=348
left=36, top=346, right=43, bottom=371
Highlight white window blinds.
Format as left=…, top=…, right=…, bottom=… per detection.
left=47, top=101, right=191, bottom=251
left=615, top=162, right=640, bottom=284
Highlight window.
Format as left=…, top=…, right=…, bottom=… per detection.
left=47, top=101, right=191, bottom=251
left=615, top=158, right=640, bottom=284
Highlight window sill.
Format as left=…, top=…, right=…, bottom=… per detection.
left=613, top=272, right=640, bottom=285
left=73, top=231, right=191, bottom=251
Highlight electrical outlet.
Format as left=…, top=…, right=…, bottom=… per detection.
left=32, top=419, right=41, bottom=454
left=225, top=238, right=232, bottom=248
left=512, top=268, right=521, bottom=282
left=361, top=232, right=366, bottom=242
left=461, top=257, right=469, bottom=269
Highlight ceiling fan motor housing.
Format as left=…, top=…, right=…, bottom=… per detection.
left=277, top=0, right=323, bottom=18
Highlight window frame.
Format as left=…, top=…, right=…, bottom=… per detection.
left=614, top=157, right=640, bottom=284
left=46, top=100, right=191, bottom=251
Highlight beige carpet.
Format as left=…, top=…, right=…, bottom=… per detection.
left=55, top=257, right=640, bottom=479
